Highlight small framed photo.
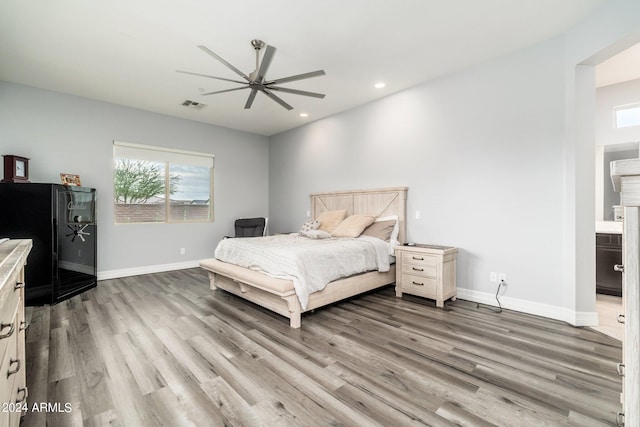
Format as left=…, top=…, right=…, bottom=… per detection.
left=60, top=173, right=82, bottom=186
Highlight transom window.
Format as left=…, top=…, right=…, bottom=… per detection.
left=614, top=103, right=640, bottom=129
left=113, top=141, right=214, bottom=224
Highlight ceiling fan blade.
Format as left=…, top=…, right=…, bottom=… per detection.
left=176, top=70, right=247, bottom=85
left=256, top=45, right=276, bottom=83
left=268, top=70, right=326, bottom=85
left=201, top=86, right=249, bottom=96
left=262, top=89, right=293, bottom=110
left=244, top=89, right=258, bottom=109
left=268, top=86, right=325, bottom=99
left=198, top=45, right=251, bottom=82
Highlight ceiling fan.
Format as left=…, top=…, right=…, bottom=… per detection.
left=177, top=39, right=326, bottom=111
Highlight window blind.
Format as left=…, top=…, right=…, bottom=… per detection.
left=113, top=141, right=214, bottom=168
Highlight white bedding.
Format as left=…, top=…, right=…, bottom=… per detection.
left=214, top=234, right=391, bottom=309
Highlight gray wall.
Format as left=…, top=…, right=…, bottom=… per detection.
left=269, top=36, right=566, bottom=306
left=0, top=82, right=269, bottom=276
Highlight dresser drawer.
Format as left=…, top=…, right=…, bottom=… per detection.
left=0, top=318, right=19, bottom=410
left=401, top=274, right=438, bottom=297
left=0, top=301, right=19, bottom=368
left=401, top=263, right=437, bottom=278
left=0, top=268, right=21, bottom=320
left=401, top=252, right=437, bottom=267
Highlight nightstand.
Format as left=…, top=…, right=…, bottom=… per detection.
left=394, top=244, right=457, bottom=307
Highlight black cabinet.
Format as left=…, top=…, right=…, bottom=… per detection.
left=0, top=183, right=97, bottom=305
left=596, top=233, right=622, bottom=296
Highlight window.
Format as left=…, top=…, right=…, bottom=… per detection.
left=113, top=141, right=214, bottom=224
left=614, top=103, right=640, bottom=129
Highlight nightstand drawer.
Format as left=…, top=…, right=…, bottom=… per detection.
left=401, top=274, right=437, bottom=296
left=401, top=263, right=436, bottom=278
left=401, top=252, right=437, bottom=267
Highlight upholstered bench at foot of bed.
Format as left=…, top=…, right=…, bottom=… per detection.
left=199, top=258, right=303, bottom=328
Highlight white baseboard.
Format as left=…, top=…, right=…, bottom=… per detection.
left=456, top=288, right=599, bottom=327
left=98, top=260, right=201, bottom=281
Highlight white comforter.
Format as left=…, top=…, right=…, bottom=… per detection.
left=214, top=234, right=391, bottom=309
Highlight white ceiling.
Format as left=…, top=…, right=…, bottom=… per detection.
left=0, top=0, right=609, bottom=136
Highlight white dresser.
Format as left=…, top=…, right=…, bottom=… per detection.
left=611, top=159, right=640, bottom=426
left=0, top=239, right=32, bottom=426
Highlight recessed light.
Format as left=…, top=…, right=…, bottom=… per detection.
left=299, top=113, right=309, bottom=118
left=374, top=82, right=386, bottom=89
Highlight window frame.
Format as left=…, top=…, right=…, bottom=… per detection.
left=113, top=141, right=215, bottom=224
left=614, top=102, right=640, bottom=129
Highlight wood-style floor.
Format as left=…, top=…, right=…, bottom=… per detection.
left=22, top=268, right=622, bottom=427
left=592, top=294, right=623, bottom=342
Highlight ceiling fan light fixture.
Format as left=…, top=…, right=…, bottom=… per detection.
left=299, top=113, right=309, bottom=118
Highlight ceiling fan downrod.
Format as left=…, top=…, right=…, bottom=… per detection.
left=250, top=39, right=265, bottom=82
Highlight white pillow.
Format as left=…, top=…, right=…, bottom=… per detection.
left=375, top=215, right=400, bottom=255
left=300, top=220, right=320, bottom=233
left=300, top=229, right=332, bottom=239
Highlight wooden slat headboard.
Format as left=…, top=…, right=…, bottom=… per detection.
left=310, top=187, right=408, bottom=243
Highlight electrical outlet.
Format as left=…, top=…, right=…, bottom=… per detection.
left=180, top=248, right=186, bottom=255
left=490, top=272, right=498, bottom=283
left=498, top=273, right=507, bottom=283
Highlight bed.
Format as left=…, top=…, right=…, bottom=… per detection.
left=199, top=187, right=407, bottom=328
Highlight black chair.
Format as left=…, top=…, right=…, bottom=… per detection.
left=233, top=217, right=267, bottom=237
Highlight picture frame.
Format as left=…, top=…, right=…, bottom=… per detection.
left=60, top=173, right=82, bottom=186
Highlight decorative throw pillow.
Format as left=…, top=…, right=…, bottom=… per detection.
left=375, top=215, right=400, bottom=243
left=361, top=219, right=396, bottom=241
left=372, top=215, right=400, bottom=255
left=299, top=220, right=320, bottom=233
left=331, top=215, right=376, bottom=238
left=300, top=229, right=332, bottom=239
left=316, top=209, right=347, bottom=233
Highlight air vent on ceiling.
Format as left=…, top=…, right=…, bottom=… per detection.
left=181, top=99, right=207, bottom=110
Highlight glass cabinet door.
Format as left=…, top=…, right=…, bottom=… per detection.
left=55, top=187, right=97, bottom=300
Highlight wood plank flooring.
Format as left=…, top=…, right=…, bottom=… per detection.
left=593, top=294, right=624, bottom=341
left=21, top=268, right=622, bottom=426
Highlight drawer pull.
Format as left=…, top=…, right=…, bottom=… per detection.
left=14, top=281, right=25, bottom=290
left=15, top=387, right=28, bottom=404
left=0, top=322, right=15, bottom=339
left=412, top=256, right=424, bottom=261
left=617, top=363, right=625, bottom=377
left=7, top=358, right=20, bottom=377
left=613, top=264, right=624, bottom=273
left=412, top=281, right=424, bottom=286
left=19, top=321, right=27, bottom=332
left=617, top=314, right=625, bottom=324
left=616, top=412, right=624, bottom=426
left=412, top=267, right=424, bottom=272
